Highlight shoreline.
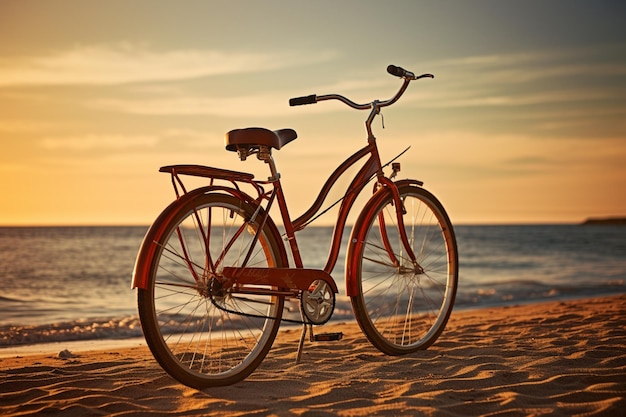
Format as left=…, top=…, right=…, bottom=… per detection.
left=1, top=294, right=625, bottom=416
left=0, top=336, right=148, bottom=359
left=3, top=292, right=625, bottom=357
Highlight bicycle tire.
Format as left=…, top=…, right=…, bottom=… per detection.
left=348, top=184, right=458, bottom=355
left=137, top=192, right=285, bottom=388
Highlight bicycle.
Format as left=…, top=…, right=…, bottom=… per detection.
left=132, top=65, right=458, bottom=389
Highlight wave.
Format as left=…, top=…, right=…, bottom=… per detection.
left=3, top=286, right=625, bottom=348
left=1, top=225, right=625, bottom=348
left=0, top=298, right=357, bottom=348
left=454, top=280, right=626, bottom=310
left=0, top=316, right=143, bottom=347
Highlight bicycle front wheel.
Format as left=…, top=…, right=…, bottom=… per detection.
left=137, top=192, right=285, bottom=388
left=348, top=184, right=458, bottom=355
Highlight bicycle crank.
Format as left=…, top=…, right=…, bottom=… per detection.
left=300, top=279, right=335, bottom=325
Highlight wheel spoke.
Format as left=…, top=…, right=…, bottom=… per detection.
left=137, top=193, right=284, bottom=388
left=350, top=186, right=458, bottom=354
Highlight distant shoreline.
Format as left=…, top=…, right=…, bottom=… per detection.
left=581, top=217, right=626, bottom=225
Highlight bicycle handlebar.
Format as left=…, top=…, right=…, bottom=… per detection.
left=289, top=64, right=433, bottom=109
left=387, top=64, right=415, bottom=79
left=289, top=94, right=317, bottom=106
left=289, top=65, right=433, bottom=139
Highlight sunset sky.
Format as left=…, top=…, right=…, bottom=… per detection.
left=1, top=0, right=625, bottom=225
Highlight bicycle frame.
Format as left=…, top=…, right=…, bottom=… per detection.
left=292, top=141, right=383, bottom=273
left=133, top=69, right=430, bottom=297
left=135, top=136, right=411, bottom=292
left=132, top=66, right=458, bottom=388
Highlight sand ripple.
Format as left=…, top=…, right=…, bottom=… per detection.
left=1, top=295, right=625, bottom=416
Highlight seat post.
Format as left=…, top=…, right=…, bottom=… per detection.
left=256, top=145, right=304, bottom=268
left=257, top=146, right=281, bottom=182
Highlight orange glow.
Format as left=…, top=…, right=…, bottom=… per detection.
left=1, top=1, right=624, bottom=225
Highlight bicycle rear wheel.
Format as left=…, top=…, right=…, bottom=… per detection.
left=348, top=184, right=458, bottom=355
left=137, top=192, right=285, bottom=388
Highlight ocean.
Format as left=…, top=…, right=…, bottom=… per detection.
left=1, top=225, right=625, bottom=348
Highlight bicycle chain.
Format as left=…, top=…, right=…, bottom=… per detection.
left=207, top=279, right=310, bottom=325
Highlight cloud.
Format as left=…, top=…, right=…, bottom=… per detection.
left=38, top=129, right=217, bottom=153
left=0, top=44, right=336, bottom=87
left=433, top=45, right=626, bottom=79
left=419, top=89, right=618, bottom=108
left=40, top=134, right=159, bottom=151
left=0, top=120, right=65, bottom=133
left=92, top=94, right=291, bottom=117
left=91, top=91, right=354, bottom=117
left=402, top=43, right=626, bottom=109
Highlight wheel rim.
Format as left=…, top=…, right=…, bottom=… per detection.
left=356, top=190, right=457, bottom=351
left=144, top=195, right=283, bottom=381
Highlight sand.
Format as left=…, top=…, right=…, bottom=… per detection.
left=1, top=295, right=625, bottom=416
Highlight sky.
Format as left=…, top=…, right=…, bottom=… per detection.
left=1, top=0, right=625, bottom=225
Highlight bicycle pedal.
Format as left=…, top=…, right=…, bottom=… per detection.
left=312, top=332, right=343, bottom=342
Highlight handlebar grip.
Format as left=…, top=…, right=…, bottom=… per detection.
left=387, top=65, right=406, bottom=77
left=388, top=65, right=416, bottom=79
left=289, top=94, right=317, bottom=106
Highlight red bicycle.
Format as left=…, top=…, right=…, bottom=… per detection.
left=132, top=65, right=458, bottom=388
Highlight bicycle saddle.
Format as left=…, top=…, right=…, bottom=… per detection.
left=225, top=127, right=297, bottom=152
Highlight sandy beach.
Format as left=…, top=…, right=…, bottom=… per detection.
left=1, top=295, right=624, bottom=416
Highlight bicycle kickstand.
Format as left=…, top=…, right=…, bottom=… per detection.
left=296, top=323, right=313, bottom=364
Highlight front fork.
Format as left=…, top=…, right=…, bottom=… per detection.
left=376, top=176, right=421, bottom=272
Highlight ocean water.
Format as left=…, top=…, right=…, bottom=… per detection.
left=1, top=225, right=624, bottom=347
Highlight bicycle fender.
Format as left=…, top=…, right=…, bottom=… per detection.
left=344, top=180, right=422, bottom=297
left=131, top=186, right=288, bottom=290
left=395, top=178, right=424, bottom=187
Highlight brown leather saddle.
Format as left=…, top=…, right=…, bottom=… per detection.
left=225, top=127, right=297, bottom=152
